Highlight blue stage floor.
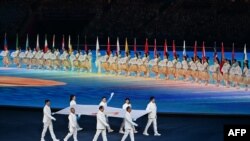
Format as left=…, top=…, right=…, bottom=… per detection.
left=1, top=66, right=250, bottom=115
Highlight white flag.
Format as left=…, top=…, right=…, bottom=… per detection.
left=117, top=37, right=120, bottom=55
left=183, top=40, right=186, bottom=56
left=96, top=37, right=100, bottom=57
left=244, top=44, right=248, bottom=61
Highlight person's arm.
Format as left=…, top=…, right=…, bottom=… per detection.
left=107, top=92, right=114, bottom=104
left=98, top=114, right=109, bottom=127
left=125, top=113, right=138, bottom=127
left=44, top=107, right=56, bottom=121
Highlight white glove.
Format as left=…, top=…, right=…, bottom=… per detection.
left=51, top=117, right=56, bottom=121
left=134, top=123, right=138, bottom=127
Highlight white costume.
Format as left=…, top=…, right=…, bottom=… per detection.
left=64, top=112, right=78, bottom=141
left=92, top=110, right=109, bottom=141
left=121, top=111, right=138, bottom=141
left=143, top=102, right=160, bottom=136
left=41, top=105, right=59, bottom=141
left=120, top=103, right=132, bottom=133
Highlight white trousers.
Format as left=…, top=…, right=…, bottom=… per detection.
left=41, top=121, right=57, bottom=140
left=121, top=129, right=134, bottom=141
left=64, top=128, right=78, bottom=141
left=92, top=129, right=107, bottom=141
left=144, top=118, right=158, bottom=134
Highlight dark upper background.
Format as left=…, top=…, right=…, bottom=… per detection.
left=0, top=0, right=249, bottom=51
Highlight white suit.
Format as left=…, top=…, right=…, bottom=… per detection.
left=92, top=110, right=109, bottom=141
left=143, top=102, right=159, bottom=135
left=41, top=105, right=58, bottom=141
left=120, top=103, right=132, bottom=131
left=64, top=113, right=78, bottom=141
left=121, top=111, right=138, bottom=141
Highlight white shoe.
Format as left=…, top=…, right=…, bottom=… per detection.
left=119, top=130, right=124, bottom=134
left=77, top=127, right=83, bottom=131
left=108, top=129, right=114, bottom=133
left=41, top=139, right=45, bottom=141
left=143, top=132, right=149, bottom=136
left=154, top=133, right=161, bottom=136
left=134, top=130, right=138, bottom=133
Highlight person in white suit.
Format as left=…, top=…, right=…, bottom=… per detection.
left=64, top=108, right=78, bottom=141
left=41, top=99, right=59, bottom=141
left=69, top=95, right=82, bottom=131
left=119, top=98, right=137, bottom=134
left=99, top=96, right=114, bottom=132
left=143, top=96, right=161, bottom=136
left=121, top=106, right=138, bottom=141
left=92, top=106, right=110, bottom=141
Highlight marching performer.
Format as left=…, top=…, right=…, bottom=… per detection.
left=222, top=59, right=231, bottom=88
left=40, top=100, right=59, bottom=141
left=92, top=106, right=110, bottom=141
left=143, top=96, right=161, bottom=136
left=111, top=52, right=119, bottom=75
left=119, top=98, right=137, bottom=134
left=63, top=107, right=78, bottom=141
left=121, top=106, right=138, bottom=141
left=99, top=96, right=114, bottom=132
left=69, top=95, right=82, bottom=131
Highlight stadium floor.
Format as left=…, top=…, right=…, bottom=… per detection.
left=1, top=106, right=250, bottom=141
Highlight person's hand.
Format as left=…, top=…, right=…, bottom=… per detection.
left=134, top=123, right=138, bottom=127
left=52, top=117, right=56, bottom=121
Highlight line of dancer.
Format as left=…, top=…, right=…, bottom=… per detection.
left=0, top=35, right=250, bottom=90
left=41, top=95, right=161, bottom=141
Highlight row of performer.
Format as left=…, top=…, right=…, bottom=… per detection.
left=98, top=51, right=250, bottom=90
left=0, top=49, right=92, bottom=71
left=1, top=49, right=250, bottom=90
left=41, top=95, right=161, bottom=141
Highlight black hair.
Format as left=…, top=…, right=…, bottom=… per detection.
left=70, top=95, right=75, bottom=101
left=99, top=106, right=104, bottom=110
left=150, top=96, right=155, bottom=101
left=45, top=99, right=50, bottom=104
left=126, top=106, right=131, bottom=111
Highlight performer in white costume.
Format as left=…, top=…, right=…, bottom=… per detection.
left=121, top=106, right=138, bottom=141
left=69, top=95, right=82, bottom=131
left=41, top=100, right=59, bottom=141
left=63, top=108, right=78, bottom=141
left=92, top=106, right=110, bottom=141
left=143, top=96, right=161, bottom=136
left=119, top=98, right=137, bottom=134
left=99, top=96, right=114, bottom=132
